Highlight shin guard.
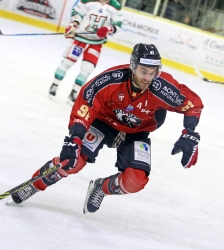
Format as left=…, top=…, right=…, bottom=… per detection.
left=32, top=157, right=68, bottom=191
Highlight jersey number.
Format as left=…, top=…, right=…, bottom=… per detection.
left=77, top=105, right=90, bottom=121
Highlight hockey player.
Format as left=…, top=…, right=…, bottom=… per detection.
left=49, top=0, right=122, bottom=103
left=11, top=43, right=203, bottom=214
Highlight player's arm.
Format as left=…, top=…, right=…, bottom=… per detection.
left=173, top=83, right=203, bottom=131
left=59, top=77, right=102, bottom=171
left=160, top=74, right=204, bottom=169
left=97, top=1, right=123, bottom=38
left=110, top=2, right=123, bottom=34
left=71, top=1, right=87, bottom=25
left=68, top=88, right=100, bottom=139
left=64, top=1, right=87, bottom=38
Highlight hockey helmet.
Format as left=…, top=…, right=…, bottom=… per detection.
left=130, top=43, right=162, bottom=77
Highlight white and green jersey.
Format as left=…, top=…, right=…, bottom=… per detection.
left=71, top=0, right=122, bottom=44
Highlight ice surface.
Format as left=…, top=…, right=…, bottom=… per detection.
left=0, top=18, right=224, bottom=250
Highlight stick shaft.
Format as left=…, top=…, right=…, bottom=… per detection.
left=0, top=31, right=91, bottom=36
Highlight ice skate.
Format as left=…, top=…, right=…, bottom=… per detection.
left=11, top=184, right=38, bottom=204
left=49, top=83, right=58, bottom=98
left=67, top=89, right=78, bottom=105
left=83, top=178, right=106, bottom=214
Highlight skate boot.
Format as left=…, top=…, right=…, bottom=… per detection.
left=11, top=184, right=38, bottom=204
left=68, top=89, right=78, bottom=102
left=83, top=178, right=106, bottom=214
left=49, top=83, right=58, bottom=97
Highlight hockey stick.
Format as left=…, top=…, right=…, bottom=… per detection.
left=193, top=65, right=224, bottom=85
left=0, top=30, right=91, bottom=36
left=0, top=160, right=67, bottom=200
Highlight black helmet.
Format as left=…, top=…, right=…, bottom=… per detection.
left=130, top=43, right=162, bottom=77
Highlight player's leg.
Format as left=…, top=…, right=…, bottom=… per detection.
left=84, top=134, right=151, bottom=213
left=11, top=155, right=87, bottom=204
left=49, top=40, right=85, bottom=97
left=68, top=44, right=102, bottom=102
left=11, top=119, right=110, bottom=204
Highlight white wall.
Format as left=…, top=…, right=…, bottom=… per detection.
left=1, top=0, right=224, bottom=79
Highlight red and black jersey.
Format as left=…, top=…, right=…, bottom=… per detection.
left=69, top=64, right=203, bottom=137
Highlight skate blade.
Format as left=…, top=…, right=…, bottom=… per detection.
left=5, top=198, right=14, bottom=205
left=83, top=180, right=94, bottom=214
left=66, top=99, right=75, bottom=107
left=48, top=94, right=56, bottom=100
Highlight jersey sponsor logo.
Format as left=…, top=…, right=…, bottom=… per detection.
left=113, top=109, right=142, bottom=128
left=84, top=69, right=127, bottom=107
left=112, top=71, right=123, bottom=80
left=134, top=141, right=151, bottom=164
left=151, top=79, right=161, bottom=91
left=125, top=104, right=134, bottom=112
left=83, top=126, right=105, bottom=152
left=150, top=79, right=185, bottom=107
left=84, top=73, right=111, bottom=106
left=72, top=46, right=83, bottom=57
left=95, top=74, right=111, bottom=87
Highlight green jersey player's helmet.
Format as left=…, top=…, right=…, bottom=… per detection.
left=130, top=43, right=162, bottom=78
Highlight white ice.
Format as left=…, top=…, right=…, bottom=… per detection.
left=0, top=18, right=224, bottom=250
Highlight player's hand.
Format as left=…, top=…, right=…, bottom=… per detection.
left=60, top=136, right=82, bottom=171
left=64, top=22, right=78, bottom=39
left=96, top=27, right=110, bottom=38
left=171, top=129, right=200, bottom=168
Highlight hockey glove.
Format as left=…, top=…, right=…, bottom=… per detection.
left=96, top=27, right=110, bottom=38
left=171, top=129, right=200, bottom=168
left=64, top=22, right=78, bottom=39
left=60, top=136, right=82, bottom=171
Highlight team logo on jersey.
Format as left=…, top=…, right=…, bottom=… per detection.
left=87, top=15, right=107, bottom=32
left=151, top=79, right=161, bottom=91
left=113, top=109, right=142, bottom=128
left=112, top=71, right=123, bottom=80
left=118, top=92, right=125, bottom=102
left=125, top=104, right=134, bottom=112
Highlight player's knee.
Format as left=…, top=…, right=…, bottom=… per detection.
left=120, top=167, right=149, bottom=193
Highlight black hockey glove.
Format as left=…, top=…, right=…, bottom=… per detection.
left=60, top=136, right=82, bottom=171
left=171, top=129, right=200, bottom=168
